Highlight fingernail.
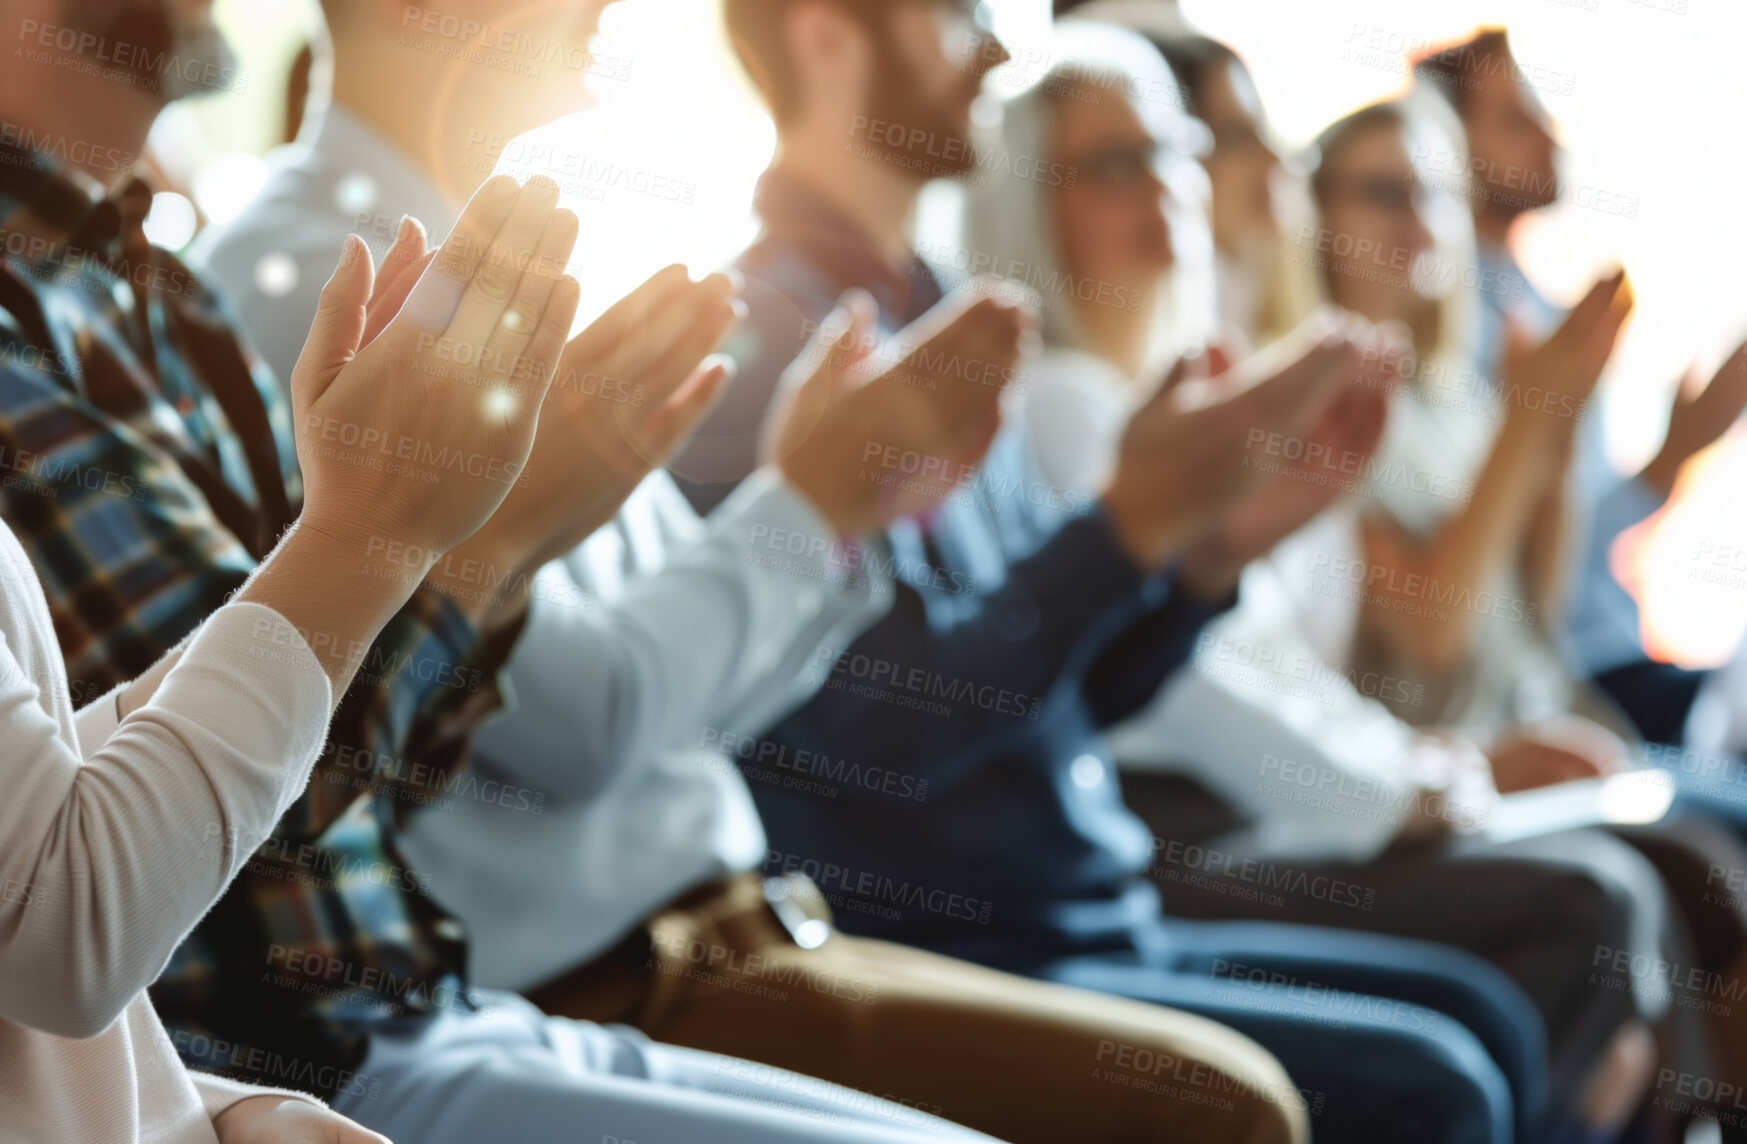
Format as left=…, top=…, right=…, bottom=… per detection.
left=529, top=175, right=559, bottom=200
left=488, top=176, right=518, bottom=202
left=703, top=351, right=738, bottom=380
left=729, top=297, right=748, bottom=322
left=339, top=233, right=364, bottom=268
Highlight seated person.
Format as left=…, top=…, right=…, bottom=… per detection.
left=673, top=5, right=1558, bottom=1141
left=0, top=4, right=1007, bottom=1140
left=972, top=20, right=1694, bottom=1138
left=196, top=10, right=1318, bottom=1138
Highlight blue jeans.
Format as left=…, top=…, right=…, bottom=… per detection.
left=1020, top=919, right=1547, bottom=1144
left=330, top=990, right=1000, bottom=1144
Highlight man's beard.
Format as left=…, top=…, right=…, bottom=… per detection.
left=57, top=0, right=238, bottom=105
left=859, top=24, right=985, bottom=179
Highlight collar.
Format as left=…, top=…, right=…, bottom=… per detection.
left=750, top=167, right=943, bottom=327
left=296, top=102, right=460, bottom=240
left=0, top=134, right=152, bottom=261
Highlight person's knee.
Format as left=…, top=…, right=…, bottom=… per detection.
left=1560, top=860, right=1656, bottom=956
left=1094, top=1026, right=1309, bottom=1143
left=1390, top=1028, right=1515, bottom=1144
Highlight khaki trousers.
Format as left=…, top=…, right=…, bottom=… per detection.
left=529, top=874, right=1307, bottom=1144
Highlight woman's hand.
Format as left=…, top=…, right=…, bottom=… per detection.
left=235, top=175, right=581, bottom=690
left=290, top=173, right=581, bottom=569
left=1486, top=716, right=1628, bottom=794
left=213, top=1096, right=391, bottom=1144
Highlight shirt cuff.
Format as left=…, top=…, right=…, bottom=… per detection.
left=193, top=1069, right=326, bottom=1120
left=714, top=465, right=898, bottom=607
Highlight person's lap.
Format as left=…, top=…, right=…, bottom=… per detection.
left=1029, top=916, right=1536, bottom=1144
left=329, top=990, right=998, bottom=1144
left=1122, top=784, right=1670, bottom=1106
left=531, top=875, right=1307, bottom=1144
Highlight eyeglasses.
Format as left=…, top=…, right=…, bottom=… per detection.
left=1322, top=174, right=1426, bottom=216
left=1062, top=137, right=1210, bottom=198
left=1206, top=118, right=1272, bottom=158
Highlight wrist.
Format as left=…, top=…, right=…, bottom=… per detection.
left=1098, top=484, right=1194, bottom=574
left=237, top=521, right=414, bottom=689
left=778, top=455, right=866, bottom=538
left=1176, top=536, right=1244, bottom=600
left=420, top=533, right=532, bottom=632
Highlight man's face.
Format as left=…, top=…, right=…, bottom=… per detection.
left=55, top=0, right=235, bottom=104
left=429, top=0, right=616, bottom=57
left=1461, top=53, right=1560, bottom=214
left=860, top=0, right=1008, bottom=177
left=398, top=0, right=622, bottom=143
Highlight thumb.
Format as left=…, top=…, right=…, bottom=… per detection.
left=825, top=289, right=880, bottom=386
left=293, top=234, right=375, bottom=408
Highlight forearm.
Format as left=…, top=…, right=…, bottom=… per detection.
left=1369, top=407, right=1570, bottom=668
left=480, top=471, right=890, bottom=798
left=232, top=519, right=423, bottom=705
left=1520, top=467, right=1573, bottom=615
left=1084, top=572, right=1233, bottom=728
left=0, top=606, right=329, bottom=1037
left=783, top=510, right=1158, bottom=787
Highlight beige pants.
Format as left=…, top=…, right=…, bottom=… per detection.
left=530, top=874, right=1308, bottom=1144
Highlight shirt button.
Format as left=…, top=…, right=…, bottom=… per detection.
left=176, top=395, right=196, bottom=417
left=1070, top=754, right=1105, bottom=789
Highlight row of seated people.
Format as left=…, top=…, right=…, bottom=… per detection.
left=3, top=0, right=1746, bottom=1141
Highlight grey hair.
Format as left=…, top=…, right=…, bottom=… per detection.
left=960, top=19, right=1205, bottom=356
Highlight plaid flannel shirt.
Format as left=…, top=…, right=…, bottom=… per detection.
left=0, top=139, right=503, bottom=1099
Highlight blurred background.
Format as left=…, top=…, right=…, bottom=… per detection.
left=155, top=0, right=1747, bottom=667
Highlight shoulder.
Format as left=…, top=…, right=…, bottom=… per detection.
left=192, top=163, right=351, bottom=306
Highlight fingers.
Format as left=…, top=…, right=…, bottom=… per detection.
left=564, top=263, right=693, bottom=370
left=292, top=234, right=374, bottom=405
left=1242, top=320, right=1361, bottom=433
left=793, top=291, right=880, bottom=391
left=518, top=276, right=583, bottom=409
left=401, top=174, right=523, bottom=332
left=1558, top=267, right=1627, bottom=347
left=831, top=289, right=880, bottom=378
left=634, top=273, right=742, bottom=412
left=444, top=176, right=565, bottom=352
left=762, top=293, right=879, bottom=468
left=362, top=250, right=436, bottom=346
left=369, top=215, right=429, bottom=314
left=640, top=354, right=737, bottom=463
left=478, top=208, right=580, bottom=384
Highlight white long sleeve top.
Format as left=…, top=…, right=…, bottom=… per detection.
left=0, top=521, right=331, bottom=1143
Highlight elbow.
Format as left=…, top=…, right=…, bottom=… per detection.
left=36, top=979, right=138, bottom=1040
